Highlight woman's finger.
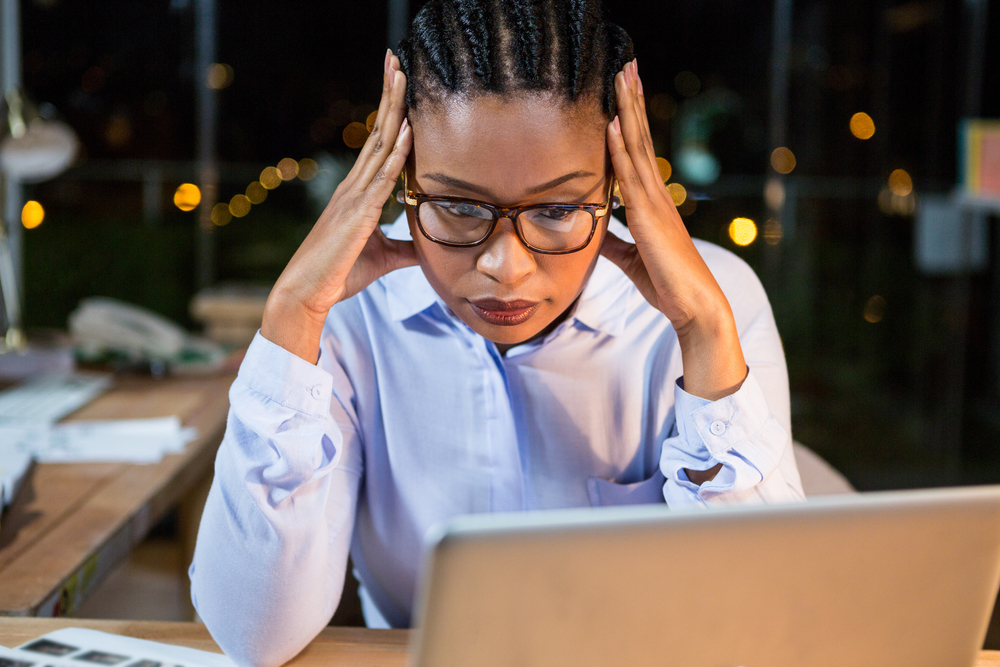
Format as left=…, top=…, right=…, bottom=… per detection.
left=607, top=113, right=648, bottom=213
left=361, top=117, right=413, bottom=212
left=632, top=61, right=661, bottom=182
left=354, top=58, right=409, bottom=187
left=614, top=69, right=662, bottom=195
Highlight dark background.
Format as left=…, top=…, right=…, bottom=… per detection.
left=13, top=0, right=1000, bottom=491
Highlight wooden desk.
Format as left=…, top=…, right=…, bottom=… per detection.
left=0, top=373, right=236, bottom=617
left=0, top=618, right=997, bottom=667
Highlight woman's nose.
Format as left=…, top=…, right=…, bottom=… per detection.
left=476, top=217, right=536, bottom=286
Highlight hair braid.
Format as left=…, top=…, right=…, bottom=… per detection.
left=398, top=0, right=633, bottom=119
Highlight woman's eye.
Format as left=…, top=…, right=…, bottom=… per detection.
left=442, top=203, right=490, bottom=220
left=537, top=208, right=572, bottom=221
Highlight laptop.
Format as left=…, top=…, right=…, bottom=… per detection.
left=409, top=486, right=1000, bottom=667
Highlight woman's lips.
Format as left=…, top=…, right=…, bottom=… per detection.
left=468, top=298, right=540, bottom=326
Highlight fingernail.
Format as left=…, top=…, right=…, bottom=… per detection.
left=389, top=64, right=397, bottom=88
left=637, top=74, right=643, bottom=96
left=400, top=117, right=409, bottom=132
left=613, top=115, right=621, bottom=134
left=384, top=49, right=392, bottom=73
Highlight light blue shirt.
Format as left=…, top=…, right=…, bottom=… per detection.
left=190, top=215, right=804, bottom=667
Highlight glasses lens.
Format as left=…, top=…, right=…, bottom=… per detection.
left=518, top=207, right=595, bottom=251
left=418, top=201, right=494, bottom=244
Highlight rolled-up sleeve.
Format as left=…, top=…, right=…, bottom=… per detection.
left=189, top=331, right=362, bottom=667
left=661, top=370, right=802, bottom=506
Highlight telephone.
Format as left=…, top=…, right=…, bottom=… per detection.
left=69, top=297, right=224, bottom=371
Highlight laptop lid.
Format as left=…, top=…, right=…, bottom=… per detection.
left=410, top=486, right=1000, bottom=667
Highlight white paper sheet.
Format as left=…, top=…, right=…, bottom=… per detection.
left=0, top=417, right=197, bottom=465
left=0, top=442, right=33, bottom=508
left=15, top=628, right=235, bottom=667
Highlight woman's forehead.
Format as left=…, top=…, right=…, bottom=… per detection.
left=409, top=94, right=608, bottom=195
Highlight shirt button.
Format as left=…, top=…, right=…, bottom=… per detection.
left=310, top=385, right=324, bottom=400
left=709, top=420, right=727, bottom=436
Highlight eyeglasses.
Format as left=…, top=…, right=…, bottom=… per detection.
left=399, top=170, right=619, bottom=255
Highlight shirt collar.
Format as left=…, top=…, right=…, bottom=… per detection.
left=379, top=212, right=633, bottom=337
left=382, top=214, right=442, bottom=321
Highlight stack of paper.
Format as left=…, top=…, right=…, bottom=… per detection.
left=0, top=445, right=32, bottom=510
left=0, top=417, right=197, bottom=465
left=0, top=627, right=235, bottom=667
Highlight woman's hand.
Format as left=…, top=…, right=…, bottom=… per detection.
left=600, top=59, right=746, bottom=405
left=262, top=50, right=415, bottom=363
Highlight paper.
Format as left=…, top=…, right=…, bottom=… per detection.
left=10, top=627, right=235, bottom=667
left=0, top=417, right=197, bottom=465
left=0, top=443, right=33, bottom=508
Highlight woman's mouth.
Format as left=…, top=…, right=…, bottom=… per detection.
left=468, top=298, right=540, bottom=326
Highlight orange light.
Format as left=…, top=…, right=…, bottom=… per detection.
left=277, top=158, right=299, bottom=181
left=343, top=122, right=369, bottom=149
left=246, top=182, right=268, bottom=204
left=229, top=194, right=251, bottom=217
left=173, top=183, right=202, bottom=211
left=656, top=157, right=672, bottom=183
left=260, top=167, right=282, bottom=189
left=770, top=147, right=796, bottom=174
left=850, top=112, right=875, bottom=140
left=666, top=183, right=687, bottom=206
left=729, top=217, right=757, bottom=246
left=888, top=169, right=913, bottom=196
left=211, top=202, right=232, bottom=226
left=21, top=201, right=44, bottom=229
left=297, top=158, right=319, bottom=181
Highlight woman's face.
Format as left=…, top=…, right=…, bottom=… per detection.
left=407, top=94, right=611, bottom=348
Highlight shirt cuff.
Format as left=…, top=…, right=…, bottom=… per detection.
left=237, top=330, right=335, bottom=418
left=661, top=369, right=788, bottom=502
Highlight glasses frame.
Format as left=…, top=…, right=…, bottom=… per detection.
left=401, top=169, right=619, bottom=255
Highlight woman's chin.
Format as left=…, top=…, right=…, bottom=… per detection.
left=458, top=305, right=552, bottom=347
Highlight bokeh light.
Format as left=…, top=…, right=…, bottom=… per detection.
left=21, top=201, right=44, bottom=229
left=211, top=202, right=232, bottom=226
left=677, top=198, right=697, bottom=216
left=770, top=147, right=796, bottom=174
left=850, top=112, right=876, bottom=140
left=764, top=177, right=785, bottom=210
left=277, top=158, right=299, bottom=180
left=888, top=169, right=913, bottom=196
left=206, top=63, right=234, bottom=90
left=863, top=295, right=886, bottom=323
left=763, top=218, right=783, bottom=245
left=656, top=157, right=672, bottom=183
left=343, top=122, right=370, bottom=149
left=260, top=166, right=282, bottom=189
left=229, top=194, right=252, bottom=217
left=173, top=183, right=201, bottom=211
left=366, top=110, right=378, bottom=132
left=650, top=94, right=676, bottom=121
left=297, top=158, right=319, bottom=181
left=674, top=71, right=701, bottom=98
left=729, top=217, right=758, bottom=246
left=246, top=181, right=268, bottom=204
left=666, top=183, right=687, bottom=206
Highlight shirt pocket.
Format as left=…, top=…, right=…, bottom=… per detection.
left=587, top=469, right=666, bottom=507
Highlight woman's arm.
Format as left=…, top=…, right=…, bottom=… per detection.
left=601, top=60, right=802, bottom=504
left=191, top=51, right=415, bottom=667
left=189, top=333, right=363, bottom=667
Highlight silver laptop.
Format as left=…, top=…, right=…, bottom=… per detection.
left=410, top=486, right=1000, bottom=667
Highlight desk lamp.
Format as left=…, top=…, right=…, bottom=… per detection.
left=0, top=88, right=78, bottom=353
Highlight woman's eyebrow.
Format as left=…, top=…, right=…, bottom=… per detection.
left=421, top=170, right=598, bottom=198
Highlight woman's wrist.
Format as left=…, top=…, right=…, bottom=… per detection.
left=261, top=288, right=330, bottom=364
left=675, top=299, right=747, bottom=402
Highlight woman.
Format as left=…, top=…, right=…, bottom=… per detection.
left=190, top=1, right=804, bottom=664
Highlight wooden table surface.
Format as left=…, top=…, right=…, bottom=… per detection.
left=0, top=618, right=998, bottom=667
left=0, top=373, right=236, bottom=617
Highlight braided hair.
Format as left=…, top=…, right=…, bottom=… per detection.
left=396, top=0, right=634, bottom=119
